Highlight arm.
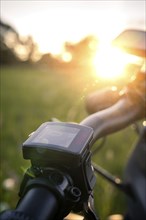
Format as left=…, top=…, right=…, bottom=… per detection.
left=81, top=71, right=146, bottom=144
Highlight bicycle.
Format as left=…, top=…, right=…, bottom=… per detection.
left=0, top=29, right=145, bottom=220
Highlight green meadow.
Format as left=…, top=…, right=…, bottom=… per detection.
left=0, top=66, right=138, bottom=219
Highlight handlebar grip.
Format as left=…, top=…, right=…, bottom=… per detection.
left=16, top=187, right=59, bottom=220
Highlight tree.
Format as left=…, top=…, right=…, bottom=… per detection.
left=0, top=19, right=40, bottom=65
left=0, top=20, right=20, bottom=64
left=63, top=35, right=99, bottom=67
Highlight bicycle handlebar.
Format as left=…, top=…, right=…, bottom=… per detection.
left=0, top=186, right=58, bottom=220
left=17, top=187, right=58, bottom=220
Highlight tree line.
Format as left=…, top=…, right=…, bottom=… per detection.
left=0, top=19, right=99, bottom=68
left=0, top=19, right=39, bottom=65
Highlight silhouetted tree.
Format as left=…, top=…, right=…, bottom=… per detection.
left=0, top=20, right=20, bottom=64
left=64, top=35, right=98, bottom=66
left=0, top=19, right=40, bottom=65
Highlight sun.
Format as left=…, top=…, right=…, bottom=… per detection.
left=93, top=42, right=142, bottom=80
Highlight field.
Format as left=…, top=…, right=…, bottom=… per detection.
left=0, top=65, right=138, bottom=219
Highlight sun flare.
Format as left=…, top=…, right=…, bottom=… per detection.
left=93, top=42, right=142, bottom=80
left=61, top=52, right=72, bottom=62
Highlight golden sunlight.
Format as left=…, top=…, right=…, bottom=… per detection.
left=93, top=43, right=142, bottom=79
left=61, top=52, right=72, bottom=62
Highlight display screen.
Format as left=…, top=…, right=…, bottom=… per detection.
left=31, top=125, right=80, bottom=148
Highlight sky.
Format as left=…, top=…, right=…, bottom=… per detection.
left=1, top=0, right=146, bottom=54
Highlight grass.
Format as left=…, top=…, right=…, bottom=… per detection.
left=0, top=65, right=138, bottom=219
